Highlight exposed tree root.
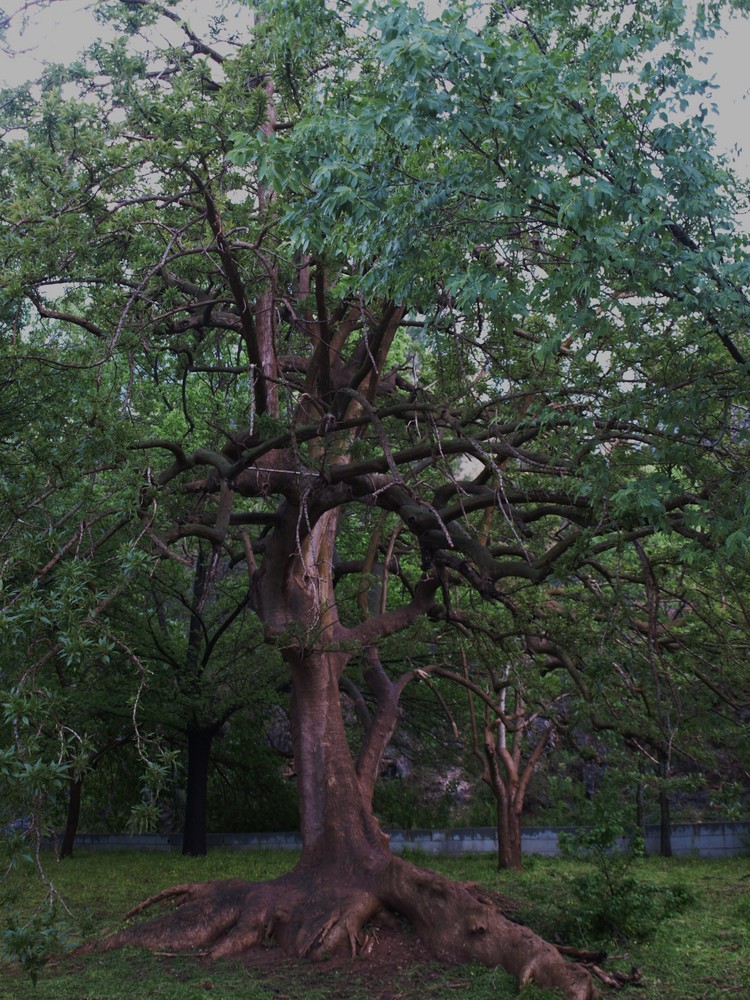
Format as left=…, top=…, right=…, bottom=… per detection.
left=81, top=858, right=596, bottom=1000
left=590, top=964, right=643, bottom=990
left=556, top=945, right=643, bottom=989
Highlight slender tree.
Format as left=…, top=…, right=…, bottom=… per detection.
left=123, top=543, right=264, bottom=856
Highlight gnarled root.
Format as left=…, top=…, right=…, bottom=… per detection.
left=82, top=873, right=382, bottom=966
left=84, top=878, right=277, bottom=959
left=384, top=857, right=596, bottom=1000
left=81, top=858, right=595, bottom=1000
left=280, top=888, right=382, bottom=960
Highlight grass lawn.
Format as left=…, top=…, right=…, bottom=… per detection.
left=1, top=848, right=748, bottom=1000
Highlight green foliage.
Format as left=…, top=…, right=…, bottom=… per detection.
left=206, top=733, right=299, bottom=834
left=708, top=781, right=749, bottom=821
left=454, top=783, right=498, bottom=829
left=373, top=777, right=452, bottom=830
left=529, top=773, right=588, bottom=827
left=0, top=904, right=69, bottom=986
left=0, top=691, right=70, bottom=826
left=561, top=854, right=696, bottom=945
left=0, top=691, right=75, bottom=981
left=558, top=794, right=695, bottom=943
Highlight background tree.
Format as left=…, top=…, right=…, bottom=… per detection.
left=121, top=543, right=268, bottom=856
left=425, top=624, right=567, bottom=871
left=522, top=532, right=750, bottom=847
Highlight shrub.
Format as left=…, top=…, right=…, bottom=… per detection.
left=557, top=796, right=695, bottom=944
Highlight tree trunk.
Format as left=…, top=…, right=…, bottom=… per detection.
left=506, top=807, right=523, bottom=871
left=494, top=796, right=523, bottom=871
left=59, top=776, right=83, bottom=860
left=482, top=727, right=523, bottom=871
left=634, top=769, right=649, bottom=855
left=182, top=720, right=216, bottom=857
left=657, top=752, right=672, bottom=858
left=289, top=649, right=390, bottom=869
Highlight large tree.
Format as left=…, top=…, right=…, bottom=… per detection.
left=3, top=0, right=750, bottom=996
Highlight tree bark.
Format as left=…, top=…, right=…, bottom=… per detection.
left=288, top=649, right=390, bottom=869
left=494, top=795, right=523, bottom=871
left=658, top=752, right=673, bottom=858
left=182, top=720, right=217, bottom=857
left=484, top=749, right=523, bottom=871
left=635, top=768, right=648, bottom=855
left=59, top=777, right=83, bottom=860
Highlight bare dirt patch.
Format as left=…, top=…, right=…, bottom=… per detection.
left=230, top=890, right=525, bottom=1000
left=237, top=916, right=465, bottom=1000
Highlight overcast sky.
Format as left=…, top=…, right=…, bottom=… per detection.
left=1, top=0, right=748, bottom=175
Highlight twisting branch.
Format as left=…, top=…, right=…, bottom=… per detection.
left=185, top=167, right=269, bottom=415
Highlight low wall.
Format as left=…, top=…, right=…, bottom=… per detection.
left=61, top=821, right=750, bottom=858
left=391, top=821, right=750, bottom=859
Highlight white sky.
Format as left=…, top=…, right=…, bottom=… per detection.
left=0, top=0, right=748, bottom=175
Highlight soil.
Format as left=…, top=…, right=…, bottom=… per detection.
left=237, top=916, right=466, bottom=1000
left=234, top=888, right=523, bottom=1000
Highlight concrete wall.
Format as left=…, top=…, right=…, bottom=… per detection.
left=59, top=822, right=750, bottom=858
left=390, top=822, right=750, bottom=858
left=643, top=822, right=750, bottom=858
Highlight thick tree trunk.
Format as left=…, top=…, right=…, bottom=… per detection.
left=288, top=649, right=390, bottom=869
left=182, top=721, right=216, bottom=857
left=59, top=776, right=83, bottom=860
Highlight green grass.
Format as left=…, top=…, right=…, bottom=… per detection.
left=1, top=849, right=748, bottom=1000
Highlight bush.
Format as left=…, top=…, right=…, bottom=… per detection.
left=0, top=906, right=69, bottom=985
left=560, top=863, right=695, bottom=944
left=557, top=797, right=695, bottom=944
